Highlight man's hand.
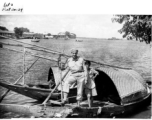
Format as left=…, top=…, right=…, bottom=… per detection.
left=60, top=63, right=66, bottom=70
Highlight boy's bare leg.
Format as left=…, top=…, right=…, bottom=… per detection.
left=88, top=96, right=91, bottom=108
left=62, top=92, right=68, bottom=104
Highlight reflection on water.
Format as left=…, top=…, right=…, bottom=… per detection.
left=0, top=38, right=151, bottom=118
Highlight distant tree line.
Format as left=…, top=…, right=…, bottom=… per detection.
left=0, top=26, right=8, bottom=31
left=108, top=37, right=120, bottom=40
left=14, top=27, right=30, bottom=38
left=112, top=15, right=151, bottom=44
left=0, top=25, right=76, bottom=40
left=56, top=31, right=76, bottom=39
left=47, top=33, right=51, bottom=36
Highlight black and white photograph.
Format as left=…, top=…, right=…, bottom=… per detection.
left=0, top=0, right=151, bottom=119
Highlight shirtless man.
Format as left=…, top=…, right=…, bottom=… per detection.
left=62, top=49, right=88, bottom=106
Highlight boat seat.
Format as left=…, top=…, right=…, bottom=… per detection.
left=27, top=83, right=50, bottom=89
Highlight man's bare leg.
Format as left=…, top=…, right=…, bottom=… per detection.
left=77, top=100, right=81, bottom=107
left=62, top=92, right=68, bottom=104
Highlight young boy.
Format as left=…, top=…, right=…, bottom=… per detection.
left=84, top=60, right=99, bottom=108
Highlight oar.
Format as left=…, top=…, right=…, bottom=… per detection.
left=23, top=47, right=26, bottom=85
left=58, top=55, right=64, bottom=102
left=42, top=68, right=70, bottom=105
left=0, top=57, right=39, bottom=102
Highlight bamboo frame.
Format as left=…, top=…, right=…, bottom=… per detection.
left=0, top=57, right=40, bottom=102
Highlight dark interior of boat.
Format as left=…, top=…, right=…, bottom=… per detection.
left=27, top=67, right=56, bottom=89
left=94, top=70, right=121, bottom=105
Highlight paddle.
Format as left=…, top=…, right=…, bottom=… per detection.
left=58, top=55, right=64, bottom=102
left=0, top=58, right=40, bottom=102
left=42, top=68, right=70, bottom=105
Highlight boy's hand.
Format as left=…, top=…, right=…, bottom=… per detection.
left=94, top=73, right=99, bottom=78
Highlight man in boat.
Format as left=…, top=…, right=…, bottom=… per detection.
left=62, top=49, right=88, bottom=106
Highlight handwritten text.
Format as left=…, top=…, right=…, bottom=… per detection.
left=2, top=2, right=23, bottom=12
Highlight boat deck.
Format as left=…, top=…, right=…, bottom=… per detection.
left=64, top=100, right=118, bottom=108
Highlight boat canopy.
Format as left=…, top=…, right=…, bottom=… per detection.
left=95, top=67, right=148, bottom=105
left=51, top=66, right=148, bottom=105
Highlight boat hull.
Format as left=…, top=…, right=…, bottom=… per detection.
left=31, top=39, right=40, bottom=42
left=0, top=82, right=151, bottom=118
left=0, top=82, right=60, bottom=101
left=68, top=92, right=151, bottom=118
left=0, top=93, right=151, bottom=118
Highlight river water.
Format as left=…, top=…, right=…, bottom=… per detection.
left=0, top=38, right=151, bottom=118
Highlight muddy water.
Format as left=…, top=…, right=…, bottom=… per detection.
left=0, top=38, right=151, bottom=118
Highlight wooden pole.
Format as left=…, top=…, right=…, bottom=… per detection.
left=42, top=68, right=70, bottom=105
left=0, top=58, right=39, bottom=102
left=58, top=55, right=63, bottom=102
left=23, top=47, right=25, bottom=85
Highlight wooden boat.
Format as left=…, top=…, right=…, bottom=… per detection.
left=0, top=36, right=151, bottom=118
left=31, top=39, right=40, bottom=42
left=0, top=92, right=150, bottom=118
left=76, top=39, right=83, bottom=42
left=0, top=66, right=151, bottom=118
left=0, top=82, right=60, bottom=101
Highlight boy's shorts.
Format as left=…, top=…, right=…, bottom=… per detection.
left=85, top=88, right=97, bottom=97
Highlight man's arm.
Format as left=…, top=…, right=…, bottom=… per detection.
left=60, top=58, right=69, bottom=70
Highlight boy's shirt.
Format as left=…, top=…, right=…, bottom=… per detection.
left=85, top=68, right=98, bottom=89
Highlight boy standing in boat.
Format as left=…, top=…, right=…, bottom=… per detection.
left=62, top=49, right=88, bottom=106
left=84, top=60, right=98, bottom=108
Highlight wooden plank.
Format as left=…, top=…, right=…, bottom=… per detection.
left=49, top=100, right=62, bottom=105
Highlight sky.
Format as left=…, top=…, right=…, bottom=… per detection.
left=0, top=0, right=150, bottom=39
left=0, top=15, right=123, bottom=38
